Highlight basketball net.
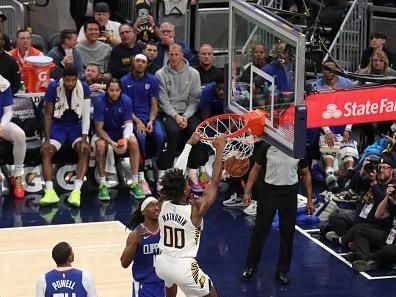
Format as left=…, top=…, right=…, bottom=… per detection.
left=196, top=110, right=265, bottom=160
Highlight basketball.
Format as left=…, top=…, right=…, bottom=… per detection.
left=224, top=156, right=250, bottom=178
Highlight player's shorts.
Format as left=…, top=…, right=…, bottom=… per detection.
left=155, top=253, right=213, bottom=297
left=107, top=129, right=123, bottom=142
left=49, top=122, right=82, bottom=151
left=132, top=280, right=165, bottom=297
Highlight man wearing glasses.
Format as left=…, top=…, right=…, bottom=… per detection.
left=110, top=23, right=145, bottom=79
left=324, top=154, right=395, bottom=262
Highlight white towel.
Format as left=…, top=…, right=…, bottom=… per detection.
left=54, top=79, right=85, bottom=119
left=0, top=75, right=11, bottom=92
left=90, top=134, right=117, bottom=174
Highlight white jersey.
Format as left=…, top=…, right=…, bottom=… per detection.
left=159, top=201, right=202, bottom=258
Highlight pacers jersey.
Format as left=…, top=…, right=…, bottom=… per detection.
left=44, top=268, right=87, bottom=297
left=132, top=223, right=163, bottom=283
left=159, top=201, right=202, bottom=258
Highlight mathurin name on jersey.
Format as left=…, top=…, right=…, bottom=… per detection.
left=51, top=279, right=76, bottom=290
left=162, top=213, right=187, bottom=226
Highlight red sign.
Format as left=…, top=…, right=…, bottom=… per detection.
left=305, top=85, right=396, bottom=128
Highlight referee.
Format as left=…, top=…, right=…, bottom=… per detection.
left=240, top=142, right=314, bottom=284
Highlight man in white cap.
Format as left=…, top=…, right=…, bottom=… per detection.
left=77, top=2, right=121, bottom=46
left=121, top=53, right=165, bottom=197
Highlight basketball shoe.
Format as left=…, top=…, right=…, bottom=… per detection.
left=223, top=193, right=245, bottom=208
left=198, top=171, right=209, bottom=189
left=40, top=188, right=60, bottom=205
left=98, top=184, right=110, bottom=201
left=67, top=189, right=81, bottom=207
left=12, top=176, right=25, bottom=199
left=243, top=200, right=257, bottom=216
left=188, top=171, right=204, bottom=193
left=130, top=182, right=145, bottom=199
left=139, top=179, right=152, bottom=195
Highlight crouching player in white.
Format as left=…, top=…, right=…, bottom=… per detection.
left=0, top=75, right=26, bottom=198
left=40, top=66, right=91, bottom=207
left=93, top=78, right=142, bottom=200
left=155, top=133, right=226, bottom=297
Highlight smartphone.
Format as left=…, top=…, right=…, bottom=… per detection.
left=100, top=25, right=106, bottom=32
left=138, top=8, right=149, bottom=23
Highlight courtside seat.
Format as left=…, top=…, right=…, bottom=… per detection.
left=31, top=33, right=48, bottom=54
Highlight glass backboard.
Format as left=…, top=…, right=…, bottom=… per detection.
left=227, top=0, right=307, bottom=158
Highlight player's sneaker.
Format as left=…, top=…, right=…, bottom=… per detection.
left=13, top=176, right=25, bottom=199
left=156, top=181, right=163, bottom=193
left=325, top=173, right=339, bottom=193
left=139, top=179, right=152, bottom=195
left=98, top=184, right=110, bottom=201
left=223, top=193, right=245, bottom=207
left=188, top=172, right=204, bottom=193
left=243, top=200, right=257, bottom=216
left=40, top=188, right=60, bottom=205
left=198, top=171, right=209, bottom=189
left=67, top=189, right=81, bottom=207
left=129, top=182, right=145, bottom=199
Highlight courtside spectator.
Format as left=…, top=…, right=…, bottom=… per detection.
left=83, top=63, right=106, bottom=93
left=47, top=29, right=84, bottom=80
left=0, top=11, right=12, bottom=51
left=144, top=42, right=161, bottom=74
left=8, top=29, right=43, bottom=82
left=194, top=44, right=223, bottom=85
left=70, top=0, right=113, bottom=31
left=360, top=32, right=394, bottom=70
left=110, top=23, right=145, bottom=79
left=0, top=32, right=20, bottom=94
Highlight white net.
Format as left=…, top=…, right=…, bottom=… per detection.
left=197, top=115, right=255, bottom=160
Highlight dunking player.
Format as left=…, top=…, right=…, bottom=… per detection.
left=40, top=65, right=91, bottom=207
left=155, top=133, right=226, bottom=297
left=121, top=196, right=165, bottom=297
left=35, top=241, right=97, bottom=297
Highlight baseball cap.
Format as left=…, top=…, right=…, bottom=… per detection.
left=0, top=11, right=7, bottom=21
left=379, top=153, right=396, bottom=168
left=94, top=2, right=110, bottom=13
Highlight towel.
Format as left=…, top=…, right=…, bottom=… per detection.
left=0, top=75, right=11, bottom=92
left=90, top=134, right=117, bottom=174
left=54, top=79, right=84, bottom=119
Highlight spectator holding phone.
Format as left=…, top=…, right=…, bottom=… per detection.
left=134, top=0, right=160, bottom=44
left=77, top=2, right=121, bottom=46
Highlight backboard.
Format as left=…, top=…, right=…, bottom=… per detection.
left=227, top=0, right=307, bottom=158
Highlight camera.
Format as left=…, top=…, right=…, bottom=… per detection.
left=363, top=160, right=378, bottom=174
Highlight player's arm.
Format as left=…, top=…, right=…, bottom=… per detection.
left=43, top=101, right=54, bottom=143
left=35, top=275, right=46, bottom=297
left=174, top=132, right=201, bottom=174
left=81, top=98, right=91, bottom=143
left=192, top=135, right=226, bottom=221
left=82, top=271, right=98, bottom=297
left=120, top=230, right=141, bottom=268
left=95, top=121, right=116, bottom=146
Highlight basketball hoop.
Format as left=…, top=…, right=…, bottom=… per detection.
left=196, top=110, right=265, bottom=160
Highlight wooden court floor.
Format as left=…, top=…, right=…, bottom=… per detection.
left=0, top=221, right=186, bottom=297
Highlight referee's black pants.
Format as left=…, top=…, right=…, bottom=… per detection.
left=157, top=114, right=202, bottom=170
left=246, top=182, right=298, bottom=273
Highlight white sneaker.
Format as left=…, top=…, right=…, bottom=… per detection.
left=223, top=193, right=245, bottom=207
left=243, top=200, right=257, bottom=216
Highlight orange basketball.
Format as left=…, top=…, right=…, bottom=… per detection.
left=224, top=156, right=250, bottom=178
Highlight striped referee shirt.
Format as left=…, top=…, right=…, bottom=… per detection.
left=256, top=145, right=307, bottom=186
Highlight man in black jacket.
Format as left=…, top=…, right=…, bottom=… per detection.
left=0, top=33, right=20, bottom=94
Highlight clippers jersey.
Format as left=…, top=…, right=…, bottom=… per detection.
left=44, top=268, right=87, bottom=297
left=132, top=223, right=162, bottom=283
left=159, top=201, right=202, bottom=258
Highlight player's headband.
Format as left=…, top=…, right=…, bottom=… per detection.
left=141, top=196, right=158, bottom=211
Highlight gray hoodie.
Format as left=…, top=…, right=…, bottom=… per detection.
left=155, top=59, right=201, bottom=119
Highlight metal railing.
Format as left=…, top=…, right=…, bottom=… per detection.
left=240, top=0, right=283, bottom=55
left=324, top=0, right=368, bottom=72
left=0, top=1, right=24, bottom=40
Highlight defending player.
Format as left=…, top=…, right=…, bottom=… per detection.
left=35, top=241, right=97, bottom=297
left=155, top=133, right=226, bottom=297
left=40, top=66, right=91, bottom=207
left=121, top=196, right=165, bottom=297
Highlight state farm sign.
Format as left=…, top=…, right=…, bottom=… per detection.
left=306, top=86, right=396, bottom=128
